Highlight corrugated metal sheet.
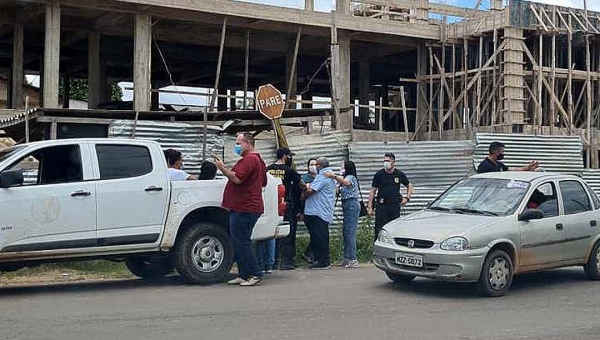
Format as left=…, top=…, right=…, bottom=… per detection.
left=0, top=108, right=38, bottom=129
left=349, top=140, right=475, bottom=188
left=474, top=133, right=583, bottom=174
left=109, top=120, right=224, bottom=174
left=582, top=170, right=600, bottom=197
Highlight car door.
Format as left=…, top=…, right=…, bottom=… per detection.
left=558, top=180, right=596, bottom=262
left=0, top=143, right=97, bottom=252
left=93, top=143, right=169, bottom=246
left=519, top=181, right=564, bottom=268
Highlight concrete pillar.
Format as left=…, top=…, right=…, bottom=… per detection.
left=305, top=0, right=314, bottom=11
left=491, top=0, right=503, bottom=11
left=411, top=0, right=429, bottom=23
left=43, top=0, right=61, bottom=108
left=502, top=28, right=526, bottom=126
left=336, top=0, right=350, bottom=15
left=337, top=34, right=352, bottom=130
left=11, top=22, right=24, bottom=109
left=88, top=32, right=102, bottom=109
left=133, top=13, right=152, bottom=112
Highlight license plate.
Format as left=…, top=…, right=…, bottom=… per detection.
left=395, top=253, right=423, bottom=268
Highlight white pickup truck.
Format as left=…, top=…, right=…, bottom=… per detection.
left=0, top=138, right=289, bottom=284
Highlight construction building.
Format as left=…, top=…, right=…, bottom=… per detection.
left=0, top=0, right=599, bottom=165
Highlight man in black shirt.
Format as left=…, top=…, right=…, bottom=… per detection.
left=477, top=141, right=539, bottom=174
left=266, top=147, right=302, bottom=270
left=367, top=152, right=414, bottom=241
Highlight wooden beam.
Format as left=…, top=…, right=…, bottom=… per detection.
left=11, top=22, right=24, bottom=109
left=285, top=27, right=302, bottom=110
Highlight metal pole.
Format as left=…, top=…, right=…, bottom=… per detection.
left=204, top=17, right=227, bottom=161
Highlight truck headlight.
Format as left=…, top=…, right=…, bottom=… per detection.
left=377, top=229, right=393, bottom=244
left=440, top=237, right=469, bottom=251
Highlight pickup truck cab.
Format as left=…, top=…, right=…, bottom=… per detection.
left=0, top=138, right=289, bottom=284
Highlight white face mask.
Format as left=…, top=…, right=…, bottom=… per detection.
left=309, top=165, right=317, bottom=174
left=383, top=161, right=392, bottom=170
left=339, top=168, right=345, bottom=176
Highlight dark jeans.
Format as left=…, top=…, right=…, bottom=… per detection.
left=276, top=207, right=298, bottom=266
left=374, top=203, right=400, bottom=241
left=229, top=211, right=262, bottom=279
left=304, top=214, right=330, bottom=265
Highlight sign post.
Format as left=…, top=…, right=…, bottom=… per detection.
left=256, top=84, right=288, bottom=148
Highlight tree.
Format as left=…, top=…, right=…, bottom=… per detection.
left=59, top=77, right=123, bottom=102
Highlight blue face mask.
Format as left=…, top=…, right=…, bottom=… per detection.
left=234, top=144, right=243, bottom=156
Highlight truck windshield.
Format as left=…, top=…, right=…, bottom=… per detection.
left=429, top=178, right=530, bottom=217
left=0, top=145, right=24, bottom=164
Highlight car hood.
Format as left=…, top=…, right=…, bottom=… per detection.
left=384, top=209, right=505, bottom=243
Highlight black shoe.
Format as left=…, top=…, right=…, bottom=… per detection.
left=301, top=253, right=313, bottom=264
left=309, top=261, right=331, bottom=270
left=280, top=263, right=295, bottom=270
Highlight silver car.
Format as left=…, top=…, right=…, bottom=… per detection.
left=373, top=172, right=600, bottom=296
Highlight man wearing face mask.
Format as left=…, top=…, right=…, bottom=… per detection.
left=367, top=152, right=413, bottom=242
left=477, top=141, right=539, bottom=173
left=263, top=147, right=301, bottom=271
left=214, top=132, right=267, bottom=286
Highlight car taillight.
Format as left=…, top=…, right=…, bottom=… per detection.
left=278, top=184, right=286, bottom=217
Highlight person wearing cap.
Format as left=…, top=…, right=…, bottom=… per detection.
left=367, top=152, right=413, bottom=242
left=260, top=147, right=302, bottom=271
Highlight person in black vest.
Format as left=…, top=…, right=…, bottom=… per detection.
left=477, top=141, right=539, bottom=174
left=367, top=152, right=413, bottom=241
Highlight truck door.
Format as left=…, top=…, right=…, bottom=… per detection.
left=93, top=143, right=169, bottom=245
left=0, top=143, right=97, bottom=252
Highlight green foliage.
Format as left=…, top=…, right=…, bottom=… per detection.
left=295, top=217, right=374, bottom=266
left=59, top=78, right=123, bottom=102
left=0, top=261, right=129, bottom=280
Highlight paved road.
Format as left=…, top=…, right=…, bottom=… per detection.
left=1, top=265, right=599, bottom=340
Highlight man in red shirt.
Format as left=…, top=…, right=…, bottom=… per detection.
left=214, top=132, right=267, bottom=287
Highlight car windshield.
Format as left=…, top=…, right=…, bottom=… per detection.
left=429, top=178, right=530, bottom=216
left=0, top=145, right=24, bottom=164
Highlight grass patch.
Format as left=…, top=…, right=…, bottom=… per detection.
left=0, top=260, right=130, bottom=281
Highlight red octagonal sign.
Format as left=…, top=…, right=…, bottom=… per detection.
left=256, top=84, right=285, bottom=120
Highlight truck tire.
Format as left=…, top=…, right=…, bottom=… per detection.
left=125, top=257, right=174, bottom=281
left=174, top=222, right=233, bottom=284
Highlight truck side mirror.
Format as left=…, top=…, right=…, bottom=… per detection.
left=0, top=170, right=24, bottom=188
left=518, top=208, right=544, bottom=221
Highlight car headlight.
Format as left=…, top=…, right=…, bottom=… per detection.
left=440, top=237, right=469, bottom=251
left=377, top=229, right=393, bottom=244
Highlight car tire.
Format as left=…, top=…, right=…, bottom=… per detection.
left=125, top=257, right=174, bottom=281
left=584, top=241, right=600, bottom=280
left=174, top=222, right=233, bottom=284
left=386, top=272, right=415, bottom=283
left=477, top=249, right=513, bottom=297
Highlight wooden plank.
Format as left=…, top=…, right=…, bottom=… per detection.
left=285, top=27, right=302, bottom=110
left=529, top=4, right=549, bottom=32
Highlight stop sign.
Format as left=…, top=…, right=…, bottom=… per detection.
left=256, top=84, right=285, bottom=120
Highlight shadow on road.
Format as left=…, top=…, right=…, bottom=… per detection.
left=0, top=273, right=243, bottom=297
left=375, top=267, right=590, bottom=298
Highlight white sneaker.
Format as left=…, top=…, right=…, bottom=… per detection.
left=344, top=260, right=359, bottom=268
left=227, top=277, right=246, bottom=285
left=239, top=276, right=262, bottom=286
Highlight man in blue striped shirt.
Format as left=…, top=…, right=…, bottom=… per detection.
left=304, top=157, right=336, bottom=270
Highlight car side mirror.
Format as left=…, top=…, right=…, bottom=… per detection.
left=518, top=208, right=544, bottom=221
left=0, top=170, right=24, bottom=188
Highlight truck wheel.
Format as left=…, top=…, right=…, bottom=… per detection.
left=174, top=222, right=233, bottom=284
left=477, top=250, right=513, bottom=297
left=584, top=241, right=600, bottom=280
left=125, top=257, right=174, bottom=281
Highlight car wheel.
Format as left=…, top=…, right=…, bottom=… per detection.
left=174, top=222, right=233, bottom=284
left=584, top=241, right=600, bottom=280
left=477, top=250, right=513, bottom=297
left=125, top=257, right=174, bottom=281
left=386, top=272, right=415, bottom=283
